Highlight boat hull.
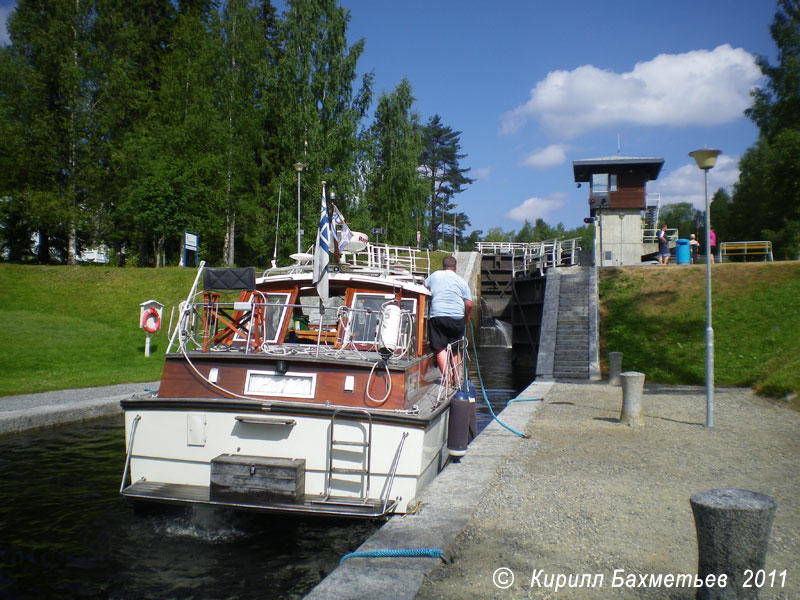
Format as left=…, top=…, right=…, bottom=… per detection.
left=121, top=398, right=450, bottom=517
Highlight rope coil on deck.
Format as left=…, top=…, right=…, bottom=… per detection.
left=339, top=548, right=445, bottom=564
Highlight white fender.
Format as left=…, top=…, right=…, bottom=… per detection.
left=379, top=304, right=402, bottom=353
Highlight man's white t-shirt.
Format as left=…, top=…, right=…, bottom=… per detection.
left=424, top=269, right=471, bottom=318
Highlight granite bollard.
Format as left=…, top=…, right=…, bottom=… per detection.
left=690, top=488, right=777, bottom=600
left=619, top=371, right=645, bottom=426
left=608, top=351, right=623, bottom=385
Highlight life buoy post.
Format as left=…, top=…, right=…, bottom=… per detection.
left=139, top=300, right=165, bottom=357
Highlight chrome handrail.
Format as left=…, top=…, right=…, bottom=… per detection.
left=119, top=414, right=141, bottom=493
left=381, top=431, right=409, bottom=514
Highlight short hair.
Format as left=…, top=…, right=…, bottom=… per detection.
left=442, top=255, right=457, bottom=269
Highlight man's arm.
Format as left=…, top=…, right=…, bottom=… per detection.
left=463, top=299, right=473, bottom=320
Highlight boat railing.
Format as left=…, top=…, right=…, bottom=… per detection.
left=173, top=294, right=416, bottom=360
left=259, top=243, right=431, bottom=283
left=340, top=243, right=431, bottom=278
left=435, top=337, right=468, bottom=407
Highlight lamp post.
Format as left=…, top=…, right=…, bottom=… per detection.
left=293, top=162, right=305, bottom=254
left=689, top=148, right=721, bottom=428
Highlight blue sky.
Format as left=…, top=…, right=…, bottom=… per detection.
left=1, top=1, right=779, bottom=235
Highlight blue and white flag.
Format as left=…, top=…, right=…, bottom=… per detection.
left=332, top=205, right=353, bottom=252
left=313, top=184, right=330, bottom=300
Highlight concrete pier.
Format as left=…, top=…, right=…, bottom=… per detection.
left=304, top=381, right=552, bottom=600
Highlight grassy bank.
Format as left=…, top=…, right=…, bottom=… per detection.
left=599, top=262, right=800, bottom=399
left=0, top=264, right=198, bottom=395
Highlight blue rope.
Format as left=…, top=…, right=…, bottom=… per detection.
left=507, top=397, right=541, bottom=404
left=340, top=548, right=444, bottom=563
left=468, top=323, right=531, bottom=439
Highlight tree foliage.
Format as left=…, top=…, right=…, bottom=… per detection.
left=365, top=79, right=427, bottom=246
left=732, top=0, right=800, bottom=258
left=659, top=202, right=703, bottom=242
left=0, top=0, right=478, bottom=266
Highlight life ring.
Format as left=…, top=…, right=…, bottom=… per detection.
left=141, top=307, right=161, bottom=333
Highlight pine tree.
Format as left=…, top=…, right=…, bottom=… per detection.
left=419, top=115, right=473, bottom=250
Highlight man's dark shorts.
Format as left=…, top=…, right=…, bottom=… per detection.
left=429, top=316, right=465, bottom=353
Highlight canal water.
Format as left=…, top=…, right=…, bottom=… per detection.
left=0, top=346, right=526, bottom=599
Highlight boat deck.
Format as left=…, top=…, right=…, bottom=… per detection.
left=122, top=480, right=398, bottom=518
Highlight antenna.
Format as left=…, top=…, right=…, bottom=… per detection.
left=617, top=133, right=621, bottom=155
left=272, top=184, right=282, bottom=268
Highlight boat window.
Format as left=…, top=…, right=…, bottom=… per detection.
left=263, top=293, right=292, bottom=343
left=349, top=293, right=416, bottom=343
left=299, top=294, right=345, bottom=328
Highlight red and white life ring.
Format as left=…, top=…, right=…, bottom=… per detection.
left=141, top=307, right=161, bottom=333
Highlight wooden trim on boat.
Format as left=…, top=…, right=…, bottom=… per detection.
left=156, top=352, right=437, bottom=411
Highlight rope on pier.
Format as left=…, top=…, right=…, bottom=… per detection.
left=339, top=548, right=445, bottom=564
left=468, top=323, right=533, bottom=439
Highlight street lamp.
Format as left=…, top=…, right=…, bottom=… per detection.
left=293, top=162, right=305, bottom=254
left=689, top=148, right=721, bottom=428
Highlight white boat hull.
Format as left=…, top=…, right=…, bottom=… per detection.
left=122, top=402, right=449, bottom=516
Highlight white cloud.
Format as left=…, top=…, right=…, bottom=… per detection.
left=502, top=44, right=762, bottom=139
left=522, top=144, right=568, bottom=169
left=505, top=193, right=566, bottom=222
left=650, top=154, right=739, bottom=209
left=473, top=166, right=493, bottom=180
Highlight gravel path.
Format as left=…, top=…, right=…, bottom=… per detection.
left=416, top=382, right=800, bottom=599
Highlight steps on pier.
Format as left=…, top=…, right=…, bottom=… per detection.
left=536, top=265, right=600, bottom=381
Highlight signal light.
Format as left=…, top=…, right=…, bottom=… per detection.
left=589, top=197, right=596, bottom=205
left=584, top=217, right=595, bottom=224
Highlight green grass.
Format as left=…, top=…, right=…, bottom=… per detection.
left=599, top=262, right=800, bottom=399
left=0, top=264, right=198, bottom=395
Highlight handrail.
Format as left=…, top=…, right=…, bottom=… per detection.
left=477, top=238, right=582, bottom=276
left=642, top=228, right=679, bottom=243
left=381, top=431, right=409, bottom=514
left=120, top=414, right=142, bottom=493
left=167, top=260, right=206, bottom=353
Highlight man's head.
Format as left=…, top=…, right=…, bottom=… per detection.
left=443, top=255, right=457, bottom=271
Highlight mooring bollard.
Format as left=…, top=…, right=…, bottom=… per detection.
left=608, top=351, right=623, bottom=385
left=619, top=371, right=645, bottom=426
left=690, top=488, right=777, bottom=600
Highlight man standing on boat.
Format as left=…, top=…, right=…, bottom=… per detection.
left=425, top=256, right=473, bottom=381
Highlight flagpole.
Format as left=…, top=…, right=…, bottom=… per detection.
left=313, top=180, right=330, bottom=301
left=331, top=197, right=340, bottom=265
